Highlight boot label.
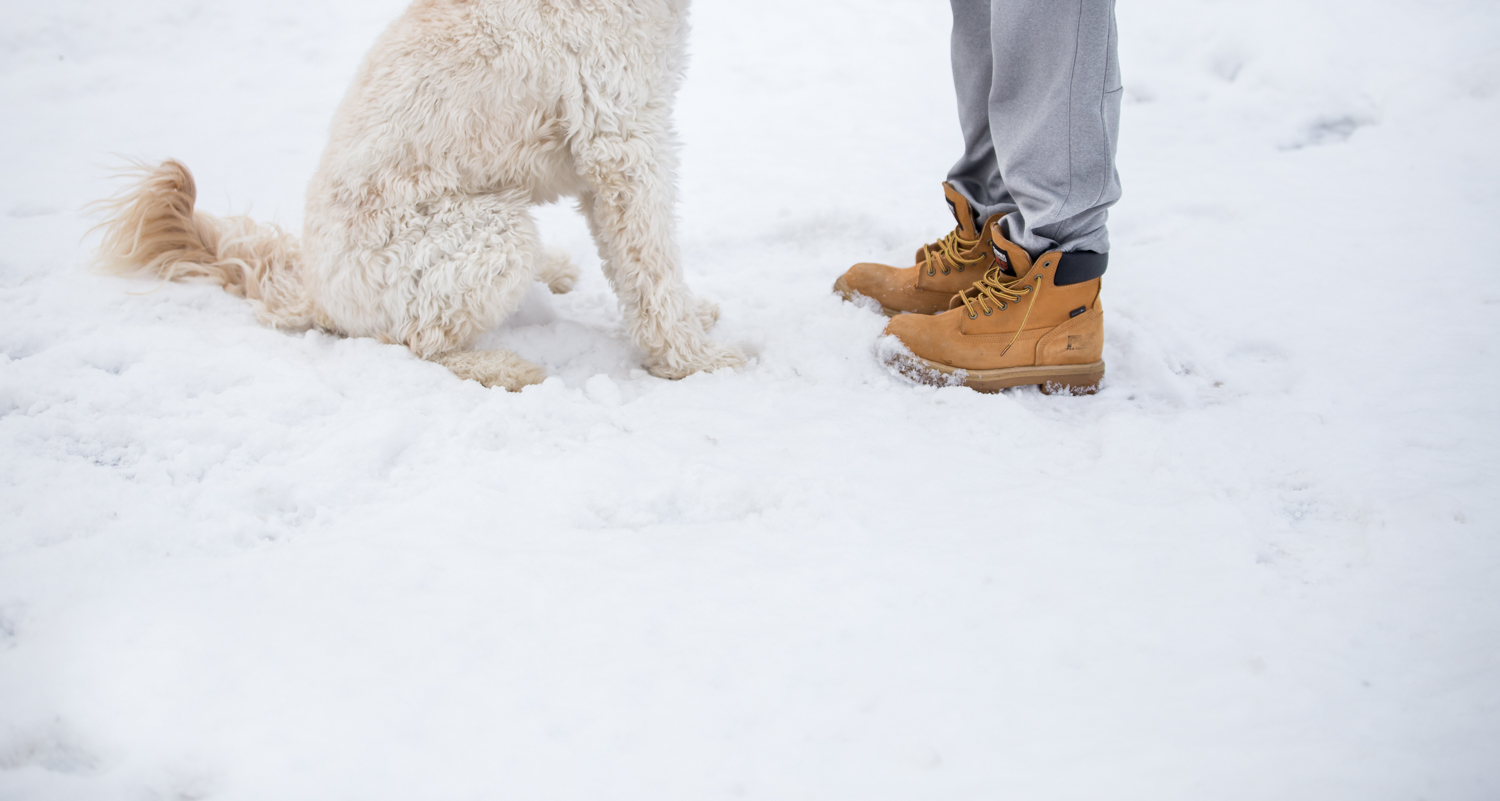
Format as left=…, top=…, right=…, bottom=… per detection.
left=1069, top=306, right=1087, bottom=318
left=991, top=241, right=1016, bottom=276
left=1066, top=335, right=1083, bottom=351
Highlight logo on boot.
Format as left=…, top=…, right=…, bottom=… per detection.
left=991, top=241, right=1016, bottom=276
left=1066, top=335, right=1083, bottom=351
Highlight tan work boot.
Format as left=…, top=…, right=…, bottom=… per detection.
left=880, top=216, right=1107, bottom=394
left=833, top=182, right=998, bottom=316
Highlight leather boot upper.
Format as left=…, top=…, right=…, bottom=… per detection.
left=885, top=217, right=1104, bottom=371
left=913, top=181, right=983, bottom=263
left=836, top=183, right=998, bottom=315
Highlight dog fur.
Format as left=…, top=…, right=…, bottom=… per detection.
left=93, top=0, right=743, bottom=390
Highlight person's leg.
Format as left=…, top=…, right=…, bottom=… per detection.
left=953, top=0, right=1122, bottom=256
left=830, top=1, right=1006, bottom=317
left=945, top=0, right=1011, bottom=230
left=876, top=1, right=1121, bottom=395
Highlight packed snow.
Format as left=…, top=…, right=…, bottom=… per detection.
left=2, top=0, right=1499, bottom=798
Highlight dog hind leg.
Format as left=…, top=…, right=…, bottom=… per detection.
left=339, top=191, right=548, bottom=390
left=536, top=246, right=580, bottom=295
left=694, top=296, right=720, bottom=330
left=431, top=349, right=547, bottom=391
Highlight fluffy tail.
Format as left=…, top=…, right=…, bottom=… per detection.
left=92, top=160, right=313, bottom=329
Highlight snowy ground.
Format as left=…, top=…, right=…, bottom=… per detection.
left=3, top=1, right=1499, bottom=799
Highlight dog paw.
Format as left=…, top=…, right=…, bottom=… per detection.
left=644, top=340, right=745, bottom=380
left=694, top=296, right=721, bottom=330
left=435, top=349, right=548, bottom=391
left=496, top=359, right=550, bottom=391
left=537, top=247, right=580, bottom=295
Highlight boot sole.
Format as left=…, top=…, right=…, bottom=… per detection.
left=832, top=275, right=900, bottom=317
left=904, top=355, right=1105, bottom=395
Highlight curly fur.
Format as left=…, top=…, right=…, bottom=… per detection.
left=93, top=0, right=742, bottom=390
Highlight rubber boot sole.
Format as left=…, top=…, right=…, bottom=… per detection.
left=832, top=275, right=900, bottom=317
left=894, top=353, right=1105, bottom=395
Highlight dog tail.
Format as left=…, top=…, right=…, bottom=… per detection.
left=92, top=159, right=314, bottom=329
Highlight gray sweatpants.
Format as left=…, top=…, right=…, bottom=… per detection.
left=947, top=0, right=1122, bottom=256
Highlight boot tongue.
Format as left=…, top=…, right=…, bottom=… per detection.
left=947, top=217, right=1035, bottom=311
left=987, top=216, right=1031, bottom=278
left=942, top=182, right=981, bottom=240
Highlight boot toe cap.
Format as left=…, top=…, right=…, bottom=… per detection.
left=838, top=262, right=962, bottom=316
left=884, top=308, right=966, bottom=366
left=835, top=262, right=909, bottom=313
left=884, top=310, right=937, bottom=353
left=839, top=262, right=898, bottom=296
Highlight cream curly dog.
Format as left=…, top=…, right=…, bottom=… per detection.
left=94, top=0, right=742, bottom=390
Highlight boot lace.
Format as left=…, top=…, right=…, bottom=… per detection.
left=922, top=227, right=987, bottom=276
left=959, top=264, right=1045, bottom=356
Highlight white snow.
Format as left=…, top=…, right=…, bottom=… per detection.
left=2, top=0, right=1499, bottom=798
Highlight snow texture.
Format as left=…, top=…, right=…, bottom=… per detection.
left=2, top=1, right=1499, bottom=799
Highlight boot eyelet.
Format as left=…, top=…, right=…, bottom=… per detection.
left=967, top=311, right=977, bottom=319
left=999, top=302, right=1007, bottom=310
left=927, top=269, right=935, bottom=277
left=982, top=306, right=993, bottom=316
left=942, top=267, right=950, bottom=275
left=956, top=266, right=964, bottom=272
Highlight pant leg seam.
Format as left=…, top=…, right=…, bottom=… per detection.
left=1057, top=0, right=1084, bottom=226
left=1092, top=87, right=1123, bottom=210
